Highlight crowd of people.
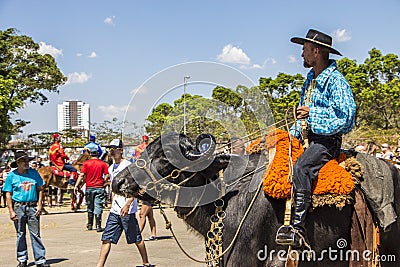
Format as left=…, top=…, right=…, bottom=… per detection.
left=0, top=134, right=156, bottom=267
left=355, top=142, right=400, bottom=169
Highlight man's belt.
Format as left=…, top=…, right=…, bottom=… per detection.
left=14, top=201, right=38, bottom=207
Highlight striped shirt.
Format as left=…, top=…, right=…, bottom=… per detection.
left=290, top=60, right=356, bottom=138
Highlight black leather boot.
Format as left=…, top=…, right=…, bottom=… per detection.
left=275, top=189, right=311, bottom=248
left=95, top=214, right=103, bottom=232
left=87, top=213, right=94, bottom=230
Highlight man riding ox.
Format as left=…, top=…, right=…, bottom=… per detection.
left=49, top=133, right=78, bottom=185
left=275, top=29, right=356, bottom=248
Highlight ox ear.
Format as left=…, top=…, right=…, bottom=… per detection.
left=185, top=133, right=216, bottom=160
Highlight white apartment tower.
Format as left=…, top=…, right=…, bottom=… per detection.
left=58, top=100, right=90, bottom=137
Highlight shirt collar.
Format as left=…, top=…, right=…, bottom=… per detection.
left=307, top=59, right=337, bottom=84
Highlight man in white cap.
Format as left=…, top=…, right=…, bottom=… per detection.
left=380, top=143, right=393, bottom=160
left=96, top=139, right=153, bottom=267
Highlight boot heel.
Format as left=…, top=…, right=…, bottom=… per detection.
left=95, top=214, right=103, bottom=232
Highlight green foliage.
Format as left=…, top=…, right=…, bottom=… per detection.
left=145, top=86, right=274, bottom=142
left=28, top=132, right=54, bottom=147
left=258, top=73, right=304, bottom=123
left=91, top=118, right=139, bottom=145
left=60, top=129, right=87, bottom=147
left=91, top=118, right=123, bottom=145
left=337, top=48, right=400, bottom=130
left=0, top=28, right=66, bottom=146
left=211, top=86, right=242, bottom=110
left=145, top=103, right=173, bottom=136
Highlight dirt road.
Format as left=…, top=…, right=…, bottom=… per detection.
left=0, top=204, right=205, bottom=267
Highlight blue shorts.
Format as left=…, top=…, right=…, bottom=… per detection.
left=101, top=213, right=142, bottom=244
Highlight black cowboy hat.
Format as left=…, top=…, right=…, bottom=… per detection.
left=291, top=29, right=342, bottom=56
left=10, top=150, right=35, bottom=168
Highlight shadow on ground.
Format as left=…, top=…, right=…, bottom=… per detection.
left=27, top=258, right=68, bottom=266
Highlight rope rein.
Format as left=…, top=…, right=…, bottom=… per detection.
left=157, top=178, right=264, bottom=265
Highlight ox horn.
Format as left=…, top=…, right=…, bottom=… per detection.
left=184, top=133, right=216, bottom=160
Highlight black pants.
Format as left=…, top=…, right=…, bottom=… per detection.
left=292, top=132, right=342, bottom=192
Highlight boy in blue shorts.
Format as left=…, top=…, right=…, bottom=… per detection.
left=96, top=139, right=153, bottom=267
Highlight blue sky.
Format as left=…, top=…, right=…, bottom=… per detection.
left=1, top=0, right=399, bottom=136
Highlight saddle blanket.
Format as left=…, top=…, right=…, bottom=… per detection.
left=247, top=129, right=355, bottom=199
left=51, top=167, right=77, bottom=186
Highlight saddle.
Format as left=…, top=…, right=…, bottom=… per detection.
left=51, top=166, right=77, bottom=188
left=247, top=129, right=359, bottom=206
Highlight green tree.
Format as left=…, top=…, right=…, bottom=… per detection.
left=91, top=118, right=139, bottom=145
left=61, top=129, right=87, bottom=147
left=28, top=132, right=54, bottom=147
left=0, top=28, right=66, bottom=146
left=145, top=86, right=275, bottom=142
left=338, top=50, right=400, bottom=146
left=212, top=86, right=243, bottom=111
left=91, top=118, right=123, bottom=145
left=258, top=73, right=304, bottom=123
left=146, top=93, right=227, bottom=139
left=338, top=48, right=400, bottom=130
left=145, top=103, right=173, bottom=136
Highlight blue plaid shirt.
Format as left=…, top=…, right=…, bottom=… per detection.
left=290, top=60, right=356, bottom=138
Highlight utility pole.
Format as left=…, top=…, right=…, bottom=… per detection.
left=183, top=76, right=190, bottom=135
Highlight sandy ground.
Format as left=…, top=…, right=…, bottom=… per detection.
left=0, top=201, right=205, bottom=267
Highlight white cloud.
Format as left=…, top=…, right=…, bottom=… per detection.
left=217, top=44, right=269, bottom=70
left=104, top=16, right=116, bottom=25
left=97, top=105, right=136, bottom=120
left=88, top=51, right=97, bottom=58
left=239, top=58, right=276, bottom=70
left=76, top=53, right=83, bottom=57
left=332, top=29, right=351, bottom=43
left=38, top=42, right=63, bottom=58
left=288, top=55, right=298, bottom=63
left=65, top=72, right=91, bottom=85
left=240, top=64, right=263, bottom=70
left=217, top=44, right=250, bottom=65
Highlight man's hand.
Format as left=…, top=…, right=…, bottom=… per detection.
left=74, top=186, right=79, bottom=195
left=35, top=204, right=42, bottom=217
left=9, top=210, right=17, bottom=221
left=120, top=205, right=129, bottom=217
left=296, top=106, right=310, bottom=119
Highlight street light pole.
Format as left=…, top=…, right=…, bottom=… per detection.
left=183, top=76, right=190, bottom=135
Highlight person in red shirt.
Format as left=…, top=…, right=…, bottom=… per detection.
left=134, top=135, right=149, bottom=159
left=75, top=146, right=109, bottom=232
left=49, top=133, right=77, bottom=173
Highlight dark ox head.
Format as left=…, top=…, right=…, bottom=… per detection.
left=112, top=132, right=231, bottom=206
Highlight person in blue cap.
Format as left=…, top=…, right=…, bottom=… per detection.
left=84, top=135, right=103, bottom=158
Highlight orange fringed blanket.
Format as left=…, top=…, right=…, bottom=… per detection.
left=248, top=129, right=354, bottom=199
